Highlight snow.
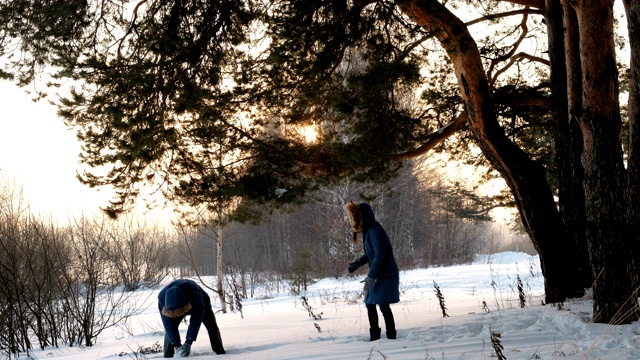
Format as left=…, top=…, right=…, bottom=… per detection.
left=19, top=252, right=640, bottom=359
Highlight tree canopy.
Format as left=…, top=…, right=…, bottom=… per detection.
left=0, top=1, right=537, bottom=214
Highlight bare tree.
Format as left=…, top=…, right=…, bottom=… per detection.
left=58, top=216, right=144, bottom=347
left=0, top=179, right=36, bottom=356
left=174, top=214, right=241, bottom=313
left=0, top=191, right=31, bottom=356
left=20, top=217, right=70, bottom=350
left=102, top=215, right=170, bottom=291
left=0, top=180, right=71, bottom=355
left=310, top=178, right=374, bottom=275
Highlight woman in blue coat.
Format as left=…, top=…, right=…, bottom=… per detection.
left=345, top=202, right=399, bottom=341
left=158, top=279, right=225, bottom=357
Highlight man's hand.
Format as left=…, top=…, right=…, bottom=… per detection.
left=175, top=342, right=191, bottom=357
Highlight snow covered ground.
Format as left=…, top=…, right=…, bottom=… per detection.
left=21, top=252, right=640, bottom=359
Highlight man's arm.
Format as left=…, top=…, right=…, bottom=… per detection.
left=161, top=314, right=182, bottom=346
left=185, top=306, right=205, bottom=343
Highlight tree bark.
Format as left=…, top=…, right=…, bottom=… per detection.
left=217, top=221, right=227, bottom=313
left=396, top=0, right=573, bottom=303
left=499, top=0, right=545, bottom=9
left=545, top=0, right=591, bottom=297
left=623, top=0, right=640, bottom=311
left=570, top=0, right=639, bottom=323
left=557, top=0, right=592, bottom=293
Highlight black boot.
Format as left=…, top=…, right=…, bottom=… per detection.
left=163, top=334, right=175, bottom=358
left=210, top=332, right=226, bottom=355
left=379, top=304, right=396, bottom=340
left=369, top=327, right=381, bottom=341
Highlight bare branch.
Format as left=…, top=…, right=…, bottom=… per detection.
left=292, top=113, right=469, bottom=177
left=117, top=0, right=149, bottom=58
left=471, top=203, right=513, bottom=217
left=465, top=8, right=544, bottom=27
left=512, top=52, right=550, bottom=66
left=394, top=112, right=468, bottom=161
left=398, top=34, right=434, bottom=60
left=353, top=0, right=379, bottom=10
left=496, top=0, right=545, bottom=9
left=491, top=52, right=550, bottom=86
left=497, top=87, right=552, bottom=109
left=488, top=12, right=532, bottom=87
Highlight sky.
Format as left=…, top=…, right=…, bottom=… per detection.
left=0, top=82, right=104, bottom=219
left=19, top=251, right=640, bottom=360
left=0, top=82, right=175, bottom=225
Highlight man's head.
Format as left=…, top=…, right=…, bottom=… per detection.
left=162, top=287, right=192, bottom=318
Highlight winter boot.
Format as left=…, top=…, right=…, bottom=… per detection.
left=163, top=334, right=174, bottom=358
left=386, top=329, right=397, bottom=340
left=369, top=327, right=381, bottom=341
left=209, top=332, right=226, bottom=355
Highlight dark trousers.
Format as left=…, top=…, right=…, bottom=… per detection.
left=203, top=304, right=225, bottom=354
left=366, top=303, right=395, bottom=331
left=163, top=305, right=225, bottom=357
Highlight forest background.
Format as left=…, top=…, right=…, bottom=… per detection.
left=0, top=160, right=529, bottom=352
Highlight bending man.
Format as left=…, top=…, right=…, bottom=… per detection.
left=158, top=279, right=226, bottom=357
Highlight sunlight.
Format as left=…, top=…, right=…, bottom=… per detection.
left=302, top=125, right=317, bottom=143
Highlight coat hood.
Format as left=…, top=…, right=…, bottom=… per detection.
left=359, top=203, right=375, bottom=230
left=345, top=202, right=376, bottom=233
left=162, top=287, right=192, bottom=318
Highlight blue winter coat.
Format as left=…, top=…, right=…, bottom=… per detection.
left=158, top=279, right=209, bottom=346
left=356, top=203, right=400, bottom=305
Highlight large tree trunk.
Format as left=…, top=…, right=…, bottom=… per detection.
left=560, top=0, right=592, bottom=292
left=623, top=0, right=640, bottom=308
left=396, top=0, right=575, bottom=303
left=546, top=0, right=590, bottom=297
left=570, top=0, right=639, bottom=323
